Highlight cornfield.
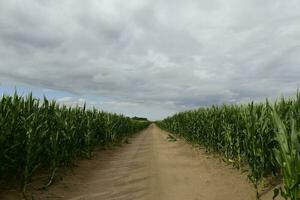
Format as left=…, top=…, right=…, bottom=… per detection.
left=158, top=93, right=300, bottom=199
left=0, top=92, right=149, bottom=192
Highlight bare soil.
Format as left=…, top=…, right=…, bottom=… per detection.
left=1, top=124, right=278, bottom=200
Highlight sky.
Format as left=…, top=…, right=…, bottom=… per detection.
left=0, top=0, right=300, bottom=120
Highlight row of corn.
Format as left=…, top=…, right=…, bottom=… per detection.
left=158, top=93, right=300, bottom=199
left=0, top=93, right=150, bottom=192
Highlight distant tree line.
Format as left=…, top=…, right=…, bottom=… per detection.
left=132, top=116, right=148, bottom=121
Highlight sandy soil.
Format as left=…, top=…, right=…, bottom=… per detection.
left=1, top=124, right=278, bottom=200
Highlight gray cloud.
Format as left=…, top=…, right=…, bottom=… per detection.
left=1, top=0, right=300, bottom=119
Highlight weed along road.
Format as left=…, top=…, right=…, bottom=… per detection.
left=2, top=124, right=277, bottom=200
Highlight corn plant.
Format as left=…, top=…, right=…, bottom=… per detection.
left=0, top=92, right=150, bottom=192
left=272, top=110, right=300, bottom=200
left=158, top=91, right=300, bottom=198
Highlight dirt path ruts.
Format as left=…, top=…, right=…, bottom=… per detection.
left=2, top=124, right=276, bottom=200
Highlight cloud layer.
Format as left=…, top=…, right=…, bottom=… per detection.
left=1, top=0, right=300, bottom=119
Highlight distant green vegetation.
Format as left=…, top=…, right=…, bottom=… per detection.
left=131, top=116, right=149, bottom=121
left=158, top=93, right=300, bottom=199
left=0, top=93, right=149, bottom=192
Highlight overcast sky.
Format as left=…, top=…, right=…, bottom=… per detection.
left=1, top=0, right=300, bottom=120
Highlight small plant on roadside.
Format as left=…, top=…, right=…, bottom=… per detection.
left=167, top=134, right=177, bottom=142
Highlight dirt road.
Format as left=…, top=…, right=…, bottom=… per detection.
left=3, top=124, right=276, bottom=200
